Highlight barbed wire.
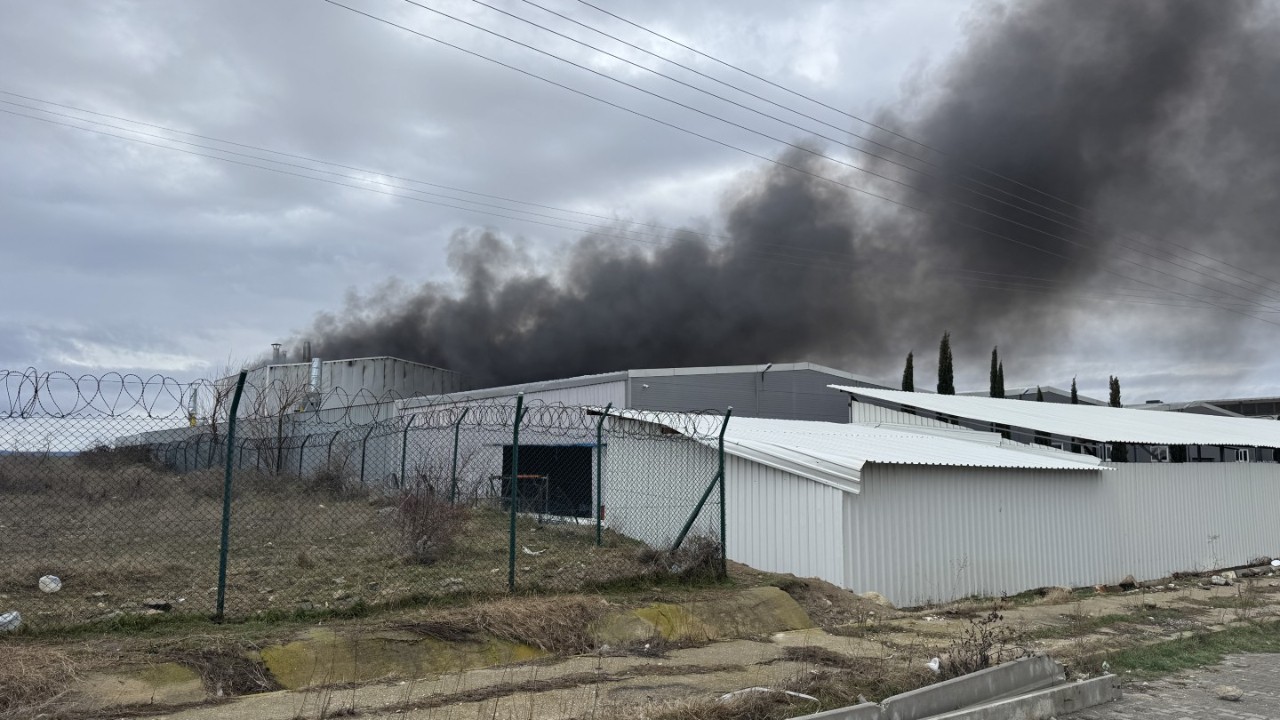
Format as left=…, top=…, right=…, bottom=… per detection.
left=2, top=370, right=731, bottom=440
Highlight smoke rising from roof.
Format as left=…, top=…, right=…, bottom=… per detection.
left=307, top=0, right=1280, bottom=389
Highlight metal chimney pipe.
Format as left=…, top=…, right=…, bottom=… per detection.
left=271, top=343, right=282, bottom=362
left=310, top=357, right=322, bottom=393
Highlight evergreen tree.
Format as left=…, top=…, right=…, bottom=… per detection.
left=1036, top=386, right=1044, bottom=402
left=1070, top=377, right=1079, bottom=404
left=989, top=347, right=1000, bottom=397
left=902, top=352, right=915, bottom=392
left=937, top=332, right=955, bottom=395
left=997, top=362, right=1004, bottom=398
left=1109, top=376, right=1122, bottom=408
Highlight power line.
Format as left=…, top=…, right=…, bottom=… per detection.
left=7, top=105, right=1263, bottom=319
left=500, top=0, right=1280, bottom=306
left=338, top=0, right=1280, bottom=322
left=0, top=94, right=869, bottom=269
left=570, top=0, right=1280, bottom=294
left=0, top=88, right=729, bottom=243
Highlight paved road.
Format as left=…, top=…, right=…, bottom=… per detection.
left=1072, top=654, right=1280, bottom=719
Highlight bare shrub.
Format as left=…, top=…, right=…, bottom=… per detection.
left=939, top=610, right=1029, bottom=678
left=396, top=492, right=468, bottom=565
left=76, top=443, right=157, bottom=469
left=639, top=535, right=723, bottom=583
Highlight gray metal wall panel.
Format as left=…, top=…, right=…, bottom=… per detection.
left=631, top=369, right=871, bottom=421
left=847, top=463, right=1280, bottom=606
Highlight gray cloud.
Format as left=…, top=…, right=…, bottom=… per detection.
left=308, top=0, right=1280, bottom=396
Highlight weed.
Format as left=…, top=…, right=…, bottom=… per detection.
left=396, top=491, right=469, bottom=565
left=939, top=611, right=1028, bottom=678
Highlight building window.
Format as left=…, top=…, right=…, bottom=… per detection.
left=1152, top=446, right=1170, bottom=463
left=1236, top=448, right=1251, bottom=462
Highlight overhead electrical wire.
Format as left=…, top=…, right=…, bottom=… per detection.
left=3, top=100, right=1257, bottom=318
left=470, top=0, right=1280, bottom=307
left=569, top=0, right=1280, bottom=294
left=323, top=0, right=1280, bottom=324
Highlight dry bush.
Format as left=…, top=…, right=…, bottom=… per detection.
left=396, top=492, right=469, bottom=565
left=939, top=610, right=1029, bottom=678
left=0, top=645, right=77, bottom=719
left=76, top=443, right=158, bottom=470
left=404, top=595, right=609, bottom=653
left=171, top=647, right=280, bottom=697
left=638, top=535, right=723, bottom=583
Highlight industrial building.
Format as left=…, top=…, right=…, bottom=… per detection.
left=398, top=362, right=889, bottom=422
left=836, top=386, right=1280, bottom=463
left=603, top=404, right=1280, bottom=606
left=233, top=355, right=462, bottom=417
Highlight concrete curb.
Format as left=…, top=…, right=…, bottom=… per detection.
left=881, top=656, right=1065, bottom=720
left=926, top=675, right=1122, bottom=720
left=791, top=656, right=1094, bottom=720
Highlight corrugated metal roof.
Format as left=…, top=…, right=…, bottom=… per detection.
left=605, top=410, right=1104, bottom=493
left=834, top=386, right=1280, bottom=446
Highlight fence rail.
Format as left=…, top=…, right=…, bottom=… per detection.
left=0, top=370, right=729, bottom=630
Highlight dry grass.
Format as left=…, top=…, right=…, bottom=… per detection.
left=0, top=644, right=78, bottom=719
left=401, top=595, right=611, bottom=653
left=640, top=660, right=936, bottom=720
left=0, top=455, right=660, bottom=629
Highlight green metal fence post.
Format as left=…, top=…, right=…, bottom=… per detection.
left=595, top=403, right=613, bottom=546
left=215, top=370, right=248, bottom=622
left=718, top=407, right=731, bottom=579
left=298, top=433, right=310, bottom=476
left=670, top=407, right=732, bottom=554
left=327, top=429, right=341, bottom=466
left=399, top=415, right=415, bottom=490
left=508, top=394, right=525, bottom=593
left=449, top=407, right=469, bottom=504
left=358, top=425, right=376, bottom=487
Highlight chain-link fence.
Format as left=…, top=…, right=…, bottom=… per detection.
left=0, top=369, right=728, bottom=630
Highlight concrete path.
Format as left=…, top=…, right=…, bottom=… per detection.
left=1071, top=654, right=1280, bottom=719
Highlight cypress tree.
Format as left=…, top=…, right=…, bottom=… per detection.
left=1036, top=386, right=1044, bottom=402
left=1109, top=376, right=1122, bottom=408
left=989, top=347, right=1004, bottom=398
left=1070, top=377, right=1079, bottom=404
left=902, top=352, right=915, bottom=392
left=997, top=362, right=1004, bottom=398
left=937, top=332, right=955, bottom=395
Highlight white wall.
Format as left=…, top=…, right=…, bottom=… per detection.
left=848, top=463, right=1280, bottom=606
left=726, top=454, right=847, bottom=582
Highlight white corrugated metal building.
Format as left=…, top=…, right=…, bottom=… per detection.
left=602, top=406, right=1280, bottom=607
left=837, top=386, right=1280, bottom=463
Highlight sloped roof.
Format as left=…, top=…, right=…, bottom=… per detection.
left=834, top=386, right=1280, bottom=446
left=604, top=410, right=1105, bottom=493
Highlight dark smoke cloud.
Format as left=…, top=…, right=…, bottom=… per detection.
left=307, top=0, right=1280, bottom=389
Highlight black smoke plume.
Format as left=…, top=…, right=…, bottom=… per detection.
left=308, top=0, right=1280, bottom=389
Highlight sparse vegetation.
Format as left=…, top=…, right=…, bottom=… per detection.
left=1077, top=619, right=1280, bottom=678
left=0, top=645, right=77, bottom=720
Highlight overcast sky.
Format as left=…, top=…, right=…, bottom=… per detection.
left=3, top=0, right=1277, bottom=403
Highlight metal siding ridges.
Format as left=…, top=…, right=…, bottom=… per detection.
left=838, top=386, right=1280, bottom=447
left=846, top=463, right=1280, bottom=606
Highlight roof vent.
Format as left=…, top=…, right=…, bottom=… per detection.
left=1146, top=400, right=1162, bottom=404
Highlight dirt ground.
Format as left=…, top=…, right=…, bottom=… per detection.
left=5, top=566, right=1280, bottom=720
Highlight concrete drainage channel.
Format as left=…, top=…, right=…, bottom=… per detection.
left=795, top=656, right=1121, bottom=720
